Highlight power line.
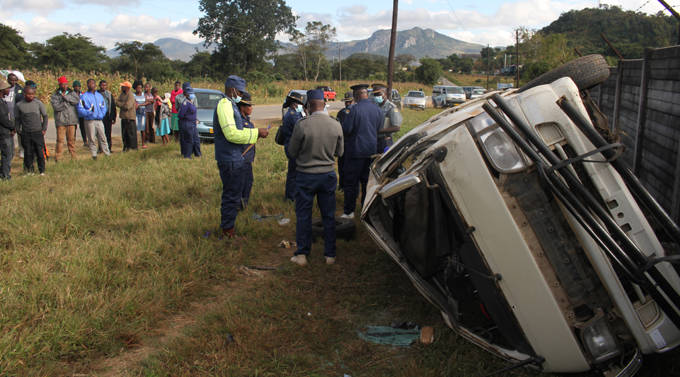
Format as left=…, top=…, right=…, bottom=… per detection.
left=636, top=0, right=653, bottom=11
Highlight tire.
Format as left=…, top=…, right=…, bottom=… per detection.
left=312, top=217, right=356, bottom=241
left=518, top=54, right=610, bottom=93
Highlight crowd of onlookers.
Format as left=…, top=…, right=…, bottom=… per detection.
left=0, top=73, right=203, bottom=179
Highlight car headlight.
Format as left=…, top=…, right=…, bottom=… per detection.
left=580, top=318, right=621, bottom=363
left=478, top=128, right=527, bottom=173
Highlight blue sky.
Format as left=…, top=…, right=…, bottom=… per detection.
left=2, top=0, right=673, bottom=48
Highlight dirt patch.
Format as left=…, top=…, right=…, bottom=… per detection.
left=91, top=260, right=281, bottom=377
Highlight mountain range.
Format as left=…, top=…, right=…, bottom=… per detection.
left=106, top=27, right=484, bottom=62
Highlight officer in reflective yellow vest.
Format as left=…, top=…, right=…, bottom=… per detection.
left=213, top=75, right=269, bottom=239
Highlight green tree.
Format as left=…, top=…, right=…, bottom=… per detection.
left=194, top=0, right=297, bottom=75
left=415, top=58, right=442, bottom=85
left=290, top=21, right=336, bottom=81
left=182, top=51, right=216, bottom=78
left=394, top=54, right=416, bottom=69
left=0, top=24, right=31, bottom=68
left=331, top=53, right=387, bottom=80
left=111, top=41, right=178, bottom=81
left=31, top=33, right=108, bottom=71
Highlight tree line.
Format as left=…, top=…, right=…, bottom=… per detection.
left=1, top=3, right=676, bottom=85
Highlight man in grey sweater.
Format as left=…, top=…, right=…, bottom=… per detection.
left=15, top=86, right=48, bottom=175
left=287, top=89, right=344, bottom=266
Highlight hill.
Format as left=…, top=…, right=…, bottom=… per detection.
left=540, top=6, right=678, bottom=58
left=106, top=38, right=211, bottom=61
left=278, top=27, right=484, bottom=59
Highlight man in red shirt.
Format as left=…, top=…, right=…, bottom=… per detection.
left=169, top=81, right=182, bottom=141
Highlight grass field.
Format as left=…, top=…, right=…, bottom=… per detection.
left=442, top=72, right=517, bottom=91
left=1, top=107, right=678, bottom=376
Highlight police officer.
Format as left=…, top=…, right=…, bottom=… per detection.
left=288, top=89, right=344, bottom=266
left=237, top=93, right=255, bottom=209
left=371, top=83, right=402, bottom=153
left=340, top=84, right=383, bottom=219
left=335, top=91, right=353, bottom=191
left=277, top=91, right=305, bottom=201
left=214, top=75, right=269, bottom=239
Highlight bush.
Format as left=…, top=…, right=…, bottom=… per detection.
left=415, top=59, right=442, bottom=85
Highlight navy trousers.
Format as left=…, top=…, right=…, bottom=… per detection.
left=242, top=161, right=253, bottom=207
left=0, top=134, right=14, bottom=179
left=295, top=171, right=337, bottom=258
left=342, top=157, right=371, bottom=215
left=179, top=123, right=201, bottom=158
left=218, top=160, right=246, bottom=230
left=285, top=158, right=297, bottom=201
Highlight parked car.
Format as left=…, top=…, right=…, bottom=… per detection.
left=469, top=88, right=487, bottom=100
left=362, top=55, right=680, bottom=375
left=316, top=86, right=336, bottom=101
left=432, top=85, right=466, bottom=107
left=281, top=89, right=307, bottom=119
left=194, top=88, right=226, bottom=142
left=402, top=90, right=426, bottom=110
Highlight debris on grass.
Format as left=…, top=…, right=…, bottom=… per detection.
left=278, top=240, right=297, bottom=249
left=420, top=326, right=435, bottom=345
left=253, top=212, right=283, bottom=221
left=358, top=325, right=421, bottom=347
left=277, top=218, right=290, bottom=226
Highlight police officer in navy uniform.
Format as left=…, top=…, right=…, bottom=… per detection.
left=278, top=91, right=305, bottom=201
left=371, top=83, right=403, bottom=153
left=340, top=84, right=383, bottom=219
left=213, top=75, right=269, bottom=239
left=237, top=93, right=256, bottom=209
left=288, top=89, right=344, bottom=266
left=335, top=91, right=353, bottom=191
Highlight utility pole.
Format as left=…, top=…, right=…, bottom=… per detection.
left=486, top=44, right=490, bottom=91
left=338, top=42, right=342, bottom=81
left=515, top=29, right=520, bottom=89
left=657, top=0, right=680, bottom=44
left=387, top=0, right=399, bottom=97
left=600, top=32, right=624, bottom=60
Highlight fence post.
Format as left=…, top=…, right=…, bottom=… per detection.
left=633, top=49, right=652, bottom=175
left=612, top=61, right=624, bottom=133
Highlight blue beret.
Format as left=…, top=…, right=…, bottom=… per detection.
left=225, top=75, right=247, bottom=92
left=306, top=89, right=324, bottom=101
left=182, top=81, right=191, bottom=91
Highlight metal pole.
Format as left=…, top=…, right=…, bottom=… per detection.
left=612, top=60, right=624, bottom=133
left=515, top=30, right=520, bottom=88
left=633, top=49, right=652, bottom=174
left=387, top=0, right=399, bottom=96
left=657, top=0, right=680, bottom=44
left=601, top=33, right=624, bottom=60
left=339, top=43, right=342, bottom=81
left=486, top=44, right=490, bottom=91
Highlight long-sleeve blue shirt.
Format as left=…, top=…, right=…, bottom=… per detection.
left=341, top=98, right=383, bottom=158
left=178, top=98, right=197, bottom=126
left=77, top=91, right=107, bottom=120
left=280, top=108, right=303, bottom=158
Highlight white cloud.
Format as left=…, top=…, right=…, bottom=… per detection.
left=6, top=15, right=200, bottom=49
left=0, top=0, right=64, bottom=14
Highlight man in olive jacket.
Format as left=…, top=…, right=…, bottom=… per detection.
left=50, top=76, right=80, bottom=161
left=117, top=81, right=137, bottom=151
left=0, top=79, right=15, bottom=180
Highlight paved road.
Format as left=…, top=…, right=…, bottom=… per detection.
left=44, top=101, right=346, bottom=142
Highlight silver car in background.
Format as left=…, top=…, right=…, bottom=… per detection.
left=402, top=90, right=427, bottom=110
left=194, top=88, right=226, bottom=142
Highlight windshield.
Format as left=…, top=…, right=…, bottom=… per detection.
left=447, top=87, right=464, bottom=94
left=195, top=92, right=224, bottom=109
left=407, top=91, right=424, bottom=98
left=472, top=89, right=486, bottom=94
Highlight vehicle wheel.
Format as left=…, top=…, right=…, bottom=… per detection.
left=518, top=54, right=610, bottom=93
left=312, top=217, right=356, bottom=241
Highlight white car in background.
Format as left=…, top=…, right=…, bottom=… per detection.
left=362, top=55, right=680, bottom=376
left=469, top=88, right=487, bottom=100
left=403, top=90, right=427, bottom=110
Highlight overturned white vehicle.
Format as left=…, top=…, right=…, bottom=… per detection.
left=361, top=55, right=680, bottom=375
